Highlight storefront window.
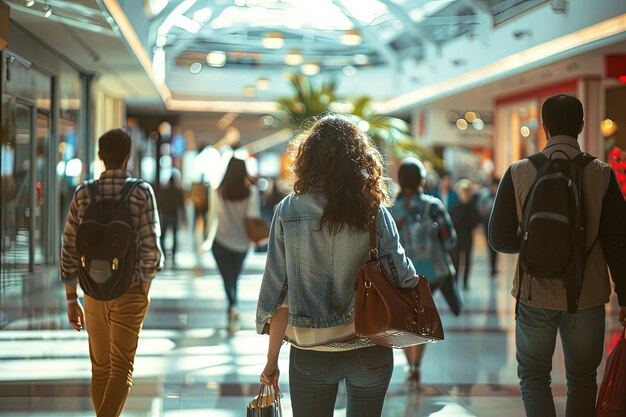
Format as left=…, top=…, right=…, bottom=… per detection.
left=57, top=62, right=81, bottom=229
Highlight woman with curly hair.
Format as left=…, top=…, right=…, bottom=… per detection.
left=256, top=114, right=418, bottom=417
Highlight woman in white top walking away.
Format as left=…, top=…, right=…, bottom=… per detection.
left=213, top=156, right=260, bottom=334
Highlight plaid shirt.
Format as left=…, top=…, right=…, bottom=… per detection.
left=60, top=169, right=163, bottom=286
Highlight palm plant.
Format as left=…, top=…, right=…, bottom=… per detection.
left=275, top=73, right=441, bottom=168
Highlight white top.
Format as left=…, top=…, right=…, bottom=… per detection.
left=214, top=189, right=261, bottom=253
left=280, top=297, right=374, bottom=352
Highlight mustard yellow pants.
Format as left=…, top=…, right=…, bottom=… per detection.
left=84, top=285, right=150, bottom=417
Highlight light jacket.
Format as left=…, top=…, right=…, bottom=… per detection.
left=390, top=192, right=457, bottom=282
left=489, top=135, right=626, bottom=310
left=256, top=191, right=417, bottom=334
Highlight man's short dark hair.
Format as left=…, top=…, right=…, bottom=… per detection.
left=398, top=157, right=427, bottom=191
left=98, top=129, right=131, bottom=168
left=541, top=94, right=584, bottom=138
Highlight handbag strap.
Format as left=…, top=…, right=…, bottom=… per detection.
left=369, top=211, right=378, bottom=261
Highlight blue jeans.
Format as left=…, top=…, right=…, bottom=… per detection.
left=516, top=303, right=605, bottom=417
left=289, top=345, right=393, bottom=417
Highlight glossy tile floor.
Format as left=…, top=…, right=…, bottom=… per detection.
left=1, top=232, right=624, bottom=417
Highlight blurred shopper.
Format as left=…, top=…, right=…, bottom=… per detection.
left=477, top=177, right=500, bottom=278
left=432, top=170, right=458, bottom=212
left=213, top=156, right=261, bottom=334
left=489, top=95, right=626, bottom=417
left=256, top=115, right=418, bottom=417
left=191, top=175, right=211, bottom=245
left=450, top=179, right=481, bottom=290
left=391, top=157, right=458, bottom=389
left=157, top=172, right=186, bottom=265
left=61, top=129, right=163, bottom=417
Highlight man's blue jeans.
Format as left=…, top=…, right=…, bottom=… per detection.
left=288, top=345, right=393, bottom=417
left=516, top=303, right=605, bottom=417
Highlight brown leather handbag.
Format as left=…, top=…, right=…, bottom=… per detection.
left=244, top=217, right=270, bottom=245
left=354, top=213, right=444, bottom=348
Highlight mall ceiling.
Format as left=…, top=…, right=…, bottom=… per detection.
left=6, top=0, right=626, bottom=113
left=137, top=0, right=551, bottom=100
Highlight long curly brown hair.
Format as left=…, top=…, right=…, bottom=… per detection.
left=292, top=114, right=391, bottom=233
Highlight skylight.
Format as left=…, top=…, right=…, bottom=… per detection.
left=211, top=2, right=355, bottom=31
left=335, top=0, right=389, bottom=25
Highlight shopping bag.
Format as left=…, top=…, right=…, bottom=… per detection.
left=595, top=328, right=626, bottom=417
left=247, top=384, right=282, bottom=417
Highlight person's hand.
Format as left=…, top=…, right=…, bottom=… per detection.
left=67, top=299, right=85, bottom=331
left=260, top=361, right=280, bottom=386
left=619, top=306, right=626, bottom=327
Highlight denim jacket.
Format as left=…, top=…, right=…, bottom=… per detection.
left=390, top=192, right=457, bottom=283
left=256, top=192, right=417, bottom=334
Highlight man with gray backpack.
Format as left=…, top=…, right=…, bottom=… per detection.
left=60, top=129, right=163, bottom=417
left=489, top=95, right=626, bottom=417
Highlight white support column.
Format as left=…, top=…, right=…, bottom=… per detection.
left=577, top=77, right=603, bottom=158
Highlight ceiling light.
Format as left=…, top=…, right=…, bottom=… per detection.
left=206, top=51, right=227, bottom=67
left=44, top=5, right=53, bottom=18
left=456, top=119, right=468, bottom=130
left=256, top=77, right=270, bottom=91
left=235, top=0, right=246, bottom=6
left=409, top=9, right=425, bottom=22
left=156, top=35, right=167, bottom=47
left=357, top=120, right=370, bottom=132
left=464, top=111, right=476, bottom=122
left=243, top=85, right=256, bottom=97
left=189, top=62, right=202, bottom=74
left=392, top=20, right=404, bottom=30
left=263, top=32, right=284, bottom=49
left=172, top=15, right=201, bottom=33
left=340, top=29, right=362, bottom=46
left=601, top=118, right=618, bottom=137
left=301, top=62, right=320, bottom=76
left=520, top=126, right=531, bottom=137
left=193, top=7, right=212, bottom=23
left=354, top=54, right=369, bottom=65
left=342, top=65, right=356, bottom=77
left=473, top=119, right=485, bottom=131
left=262, top=115, right=275, bottom=127
left=285, top=50, right=304, bottom=66
left=26, top=0, right=35, bottom=7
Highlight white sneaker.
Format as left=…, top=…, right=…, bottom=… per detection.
left=228, top=307, right=240, bottom=335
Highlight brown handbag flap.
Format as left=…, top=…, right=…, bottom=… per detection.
left=354, top=210, right=444, bottom=345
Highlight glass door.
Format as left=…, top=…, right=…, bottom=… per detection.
left=1, top=99, right=36, bottom=272
left=13, top=100, right=37, bottom=271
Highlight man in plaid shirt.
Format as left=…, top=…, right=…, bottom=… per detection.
left=61, top=129, right=163, bottom=417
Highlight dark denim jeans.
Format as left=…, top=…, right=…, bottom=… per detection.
left=211, top=240, right=247, bottom=310
left=289, top=345, right=393, bottom=417
left=516, top=303, right=605, bottom=417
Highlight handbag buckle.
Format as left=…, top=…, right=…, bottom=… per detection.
left=364, top=280, right=372, bottom=289
left=369, top=248, right=378, bottom=260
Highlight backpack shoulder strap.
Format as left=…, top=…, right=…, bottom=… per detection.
left=528, top=153, right=549, bottom=170
left=521, top=153, right=549, bottom=213
left=84, top=180, right=102, bottom=204
left=116, top=178, right=144, bottom=202
left=572, top=152, right=596, bottom=169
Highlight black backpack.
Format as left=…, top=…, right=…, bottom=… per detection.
left=75, top=178, right=143, bottom=301
left=518, top=150, right=595, bottom=314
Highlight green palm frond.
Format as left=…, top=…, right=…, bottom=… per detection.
left=275, top=73, right=442, bottom=169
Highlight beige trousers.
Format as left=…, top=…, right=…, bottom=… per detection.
left=84, top=285, right=150, bottom=417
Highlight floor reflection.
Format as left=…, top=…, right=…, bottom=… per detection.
left=0, top=236, right=623, bottom=416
